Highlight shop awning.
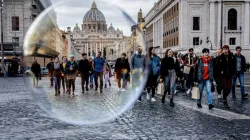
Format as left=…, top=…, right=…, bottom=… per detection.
left=25, top=43, right=60, bottom=58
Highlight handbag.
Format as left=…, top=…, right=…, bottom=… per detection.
left=157, top=83, right=164, bottom=95
left=192, top=85, right=200, bottom=99
left=183, top=66, right=191, bottom=74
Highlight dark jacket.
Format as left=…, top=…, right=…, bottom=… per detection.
left=235, top=54, right=246, bottom=73
left=78, top=59, right=90, bottom=75
left=160, top=56, right=180, bottom=78
left=53, top=62, right=63, bottom=77
left=115, top=58, right=130, bottom=73
left=218, top=53, right=236, bottom=77
left=196, top=57, right=214, bottom=82
left=65, top=61, right=78, bottom=75
left=213, top=56, right=221, bottom=77
left=31, top=63, right=41, bottom=76
left=46, top=62, right=54, bottom=71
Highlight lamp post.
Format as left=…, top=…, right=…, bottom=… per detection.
left=1, top=0, right=4, bottom=74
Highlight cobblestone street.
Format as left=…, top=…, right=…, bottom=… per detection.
left=1, top=77, right=250, bottom=139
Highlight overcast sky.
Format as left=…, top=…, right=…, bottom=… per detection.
left=50, top=0, right=156, bottom=36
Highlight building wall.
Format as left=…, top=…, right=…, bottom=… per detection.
left=144, top=0, right=250, bottom=61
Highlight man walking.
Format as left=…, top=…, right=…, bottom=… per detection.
left=232, top=46, right=248, bottom=99
left=183, top=48, right=198, bottom=94
left=46, top=58, right=54, bottom=87
left=93, top=52, right=106, bottom=93
left=131, top=46, right=147, bottom=102
left=31, top=59, right=41, bottom=87
left=196, top=48, right=214, bottom=109
left=78, top=53, right=90, bottom=94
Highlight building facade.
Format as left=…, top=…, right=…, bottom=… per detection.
left=145, top=0, right=250, bottom=60
left=70, top=2, right=125, bottom=61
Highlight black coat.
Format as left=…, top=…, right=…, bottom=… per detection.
left=213, top=56, right=221, bottom=77
left=160, top=57, right=180, bottom=79
left=31, top=63, right=41, bottom=76
left=114, top=58, right=130, bottom=73
left=78, top=59, right=90, bottom=75
left=235, top=54, right=246, bottom=73
left=218, top=53, right=236, bottom=77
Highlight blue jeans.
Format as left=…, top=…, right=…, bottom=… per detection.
left=90, top=73, right=94, bottom=85
left=232, top=72, right=245, bottom=95
left=53, top=76, right=61, bottom=91
left=132, top=71, right=142, bottom=100
left=197, top=80, right=212, bottom=105
left=173, top=83, right=176, bottom=91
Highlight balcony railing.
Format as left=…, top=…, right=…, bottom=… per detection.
left=224, top=26, right=242, bottom=33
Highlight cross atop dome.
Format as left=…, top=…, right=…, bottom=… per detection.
left=91, top=1, right=97, bottom=9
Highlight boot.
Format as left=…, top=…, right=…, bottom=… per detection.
left=209, top=104, right=214, bottom=110
left=197, top=103, right=202, bottom=108
left=170, top=99, right=175, bottom=107
left=161, top=95, right=165, bottom=103
left=223, top=100, right=229, bottom=109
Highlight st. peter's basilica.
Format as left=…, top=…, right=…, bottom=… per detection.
left=71, top=1, right=125, bottom=60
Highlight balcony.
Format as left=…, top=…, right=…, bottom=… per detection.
left=224, top=26, right=242, bottom=33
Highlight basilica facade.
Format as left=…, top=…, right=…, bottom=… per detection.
left=71, top=1, right=124, bottom=60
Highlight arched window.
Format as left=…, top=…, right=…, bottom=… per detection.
left=228, top=9, right=237, bottom=30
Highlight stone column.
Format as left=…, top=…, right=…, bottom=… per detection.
left=90, top=42, right=93, bottom=57
left=210, top=2, right=216, bottom=49
left=244, top=2, right=250, bottom=47
left=217, top=2, right=222, bottom=47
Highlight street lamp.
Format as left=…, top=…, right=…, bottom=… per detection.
left=1, top=0, right=4, bottom=74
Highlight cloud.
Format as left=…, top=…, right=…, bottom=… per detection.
left=50, top=0, right=155, bottom=36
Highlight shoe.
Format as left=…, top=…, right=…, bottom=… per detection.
left=90, top=84, right=93, bottom=89
left=95, top=88, right=98, bottom=92
left=167, top=92, right=170, bottom=97
left=100, top=90, right=103, bottom=93
left=105, top=84, right=107, bottom=89
left=197, top=103, right=202, bottom=108
left=161, top=96, right=165, bottom=103
left=146, top=93, right=150, bottom=100
left=232, top=93, right=236, bottom=99
left=218, top=94, right=222, bottom=99
left=82, top=91, right=84, bottom=94
left=209, top=104, right=214, bottom=110
left=186, top=89, right=191, bottom=95
left=170, top=100, right=175, bottom=107
left=242, top=94, right=248, bottom=100
left=137, top=99, right=141, bottom=103
left=118, top=88, right=121, bottom=92
left=122, top=88, right=126, bottom=92
left=174, top=90, right=178, bottom=95
left=86, top=88, right=89, bottom=91
left=58, top=91, right=60, bottom=95
left=151, top=97, right=156, bottom=102
left=223, top=101, right=229, bottom=109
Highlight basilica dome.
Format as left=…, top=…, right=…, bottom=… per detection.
left=83, top=1, right=106, bottom=22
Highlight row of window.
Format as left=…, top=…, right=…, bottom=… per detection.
left=163, top=37, right=179, bottom=48
left=163, top=27, right=178, bottom=37
left=163, top=3, right=179, bottom=19
left=192, top=37, right=236, bottom=46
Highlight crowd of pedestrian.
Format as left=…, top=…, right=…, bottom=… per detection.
left=30, top=44, right=248, bottom=110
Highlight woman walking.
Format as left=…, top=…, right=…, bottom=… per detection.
left=219, top=45, right=236, bottom=108
left=146, top=47, right=160, bottom=101
left=31, top=59, right=41, bottom=87
left=104, top=61, right=112, bottom=88
left=53, top=57, right=63, bottom=96
left=89, top=58, right=94, bottom=89
left=114, top=53, right=130, bottom=92
left=61, top=56, right=67, bottom=93
left=160, top=49, right=180, bottom=107
left=214, top=49, right=223, bottom=99
left=66, top=54, right=78, bottom=96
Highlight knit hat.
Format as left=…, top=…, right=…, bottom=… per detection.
left=69, top=53, right=75, bottom=57
left=222, top=45, right=230, bottom=50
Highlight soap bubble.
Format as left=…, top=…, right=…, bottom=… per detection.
left=23, top=0, right=147, bottom=125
